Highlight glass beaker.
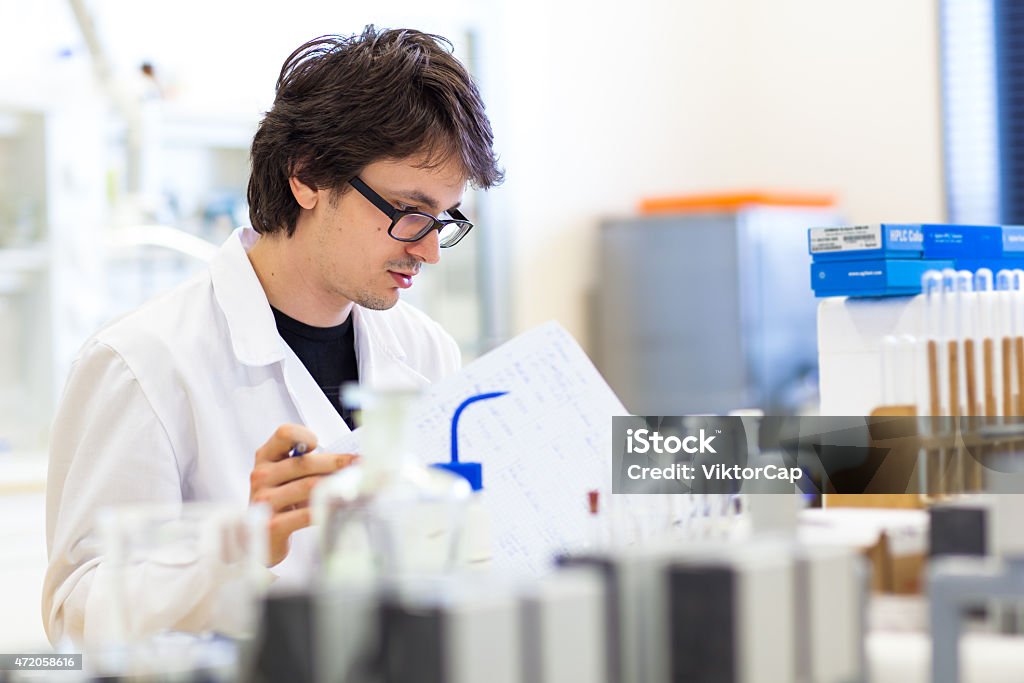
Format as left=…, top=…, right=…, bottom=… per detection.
left=93, top=501, right=270, bottom=678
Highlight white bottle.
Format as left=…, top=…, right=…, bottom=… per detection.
left=430, top=391, right=509, bottom=569
left=313, top=387, right=471, bottom=581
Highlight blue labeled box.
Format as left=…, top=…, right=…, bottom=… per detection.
left=808, top=224, right=924, bottom=261
left=811, top=258, right=955, bottom=298
left=1002, top=226, right=1024, bottom=255
left=922, top=224, right=1002, bottom=259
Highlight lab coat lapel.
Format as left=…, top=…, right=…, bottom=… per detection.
left=353, top=306, right=431, bottom=390
left=279, top=344, right=351, bottom=449
left=209, top=228, right=285, bottom=366
left=211, top=227, right=351, bottom=448
left=282, top=305, right=430, bottom=452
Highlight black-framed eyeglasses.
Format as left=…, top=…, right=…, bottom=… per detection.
left=349, top=176, right=473, bottom=248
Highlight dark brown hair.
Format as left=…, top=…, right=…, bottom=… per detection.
left=248, top=26, right=504, bottom=236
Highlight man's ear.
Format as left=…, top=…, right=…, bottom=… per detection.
left=289, top=176, right=319, bottom=210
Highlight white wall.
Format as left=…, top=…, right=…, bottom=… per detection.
left=490, top=0, right=945, bottom=348
left=741, top=0, right=945, bottom=223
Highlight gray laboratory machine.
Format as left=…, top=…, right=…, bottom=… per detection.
left=593, top=206, right=839, bottom=415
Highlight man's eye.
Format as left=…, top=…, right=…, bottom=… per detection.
left=397, top=204, right=418, bottom=212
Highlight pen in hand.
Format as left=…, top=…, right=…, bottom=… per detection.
left=287, top=442, right=311, bottom=458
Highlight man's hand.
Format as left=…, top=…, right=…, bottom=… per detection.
left=250, top=424, right=358, bottom=567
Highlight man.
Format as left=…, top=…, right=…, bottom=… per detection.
left=43, top=26, right=502, bottom=646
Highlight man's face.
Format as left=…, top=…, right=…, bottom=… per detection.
left=295, top=155, right=467, bottom=311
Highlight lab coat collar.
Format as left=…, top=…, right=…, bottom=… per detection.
left=353, top=306, right=430, bottom=389
left=353, top=306, right=406, bottom=362
left=209, top=227, right=284, bottom=366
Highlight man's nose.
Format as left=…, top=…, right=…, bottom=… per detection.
left=406, top=229, right=441, bottom=265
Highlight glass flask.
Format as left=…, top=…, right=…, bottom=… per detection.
left=313, top=387, right=472, bottom=581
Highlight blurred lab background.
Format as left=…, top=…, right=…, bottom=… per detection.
left=0, top=0, right=1006, bottom=650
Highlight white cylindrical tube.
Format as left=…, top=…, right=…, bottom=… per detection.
left=941, top=267, right=958, bottom=294
left=996, top=269, right=1014, bottom=416
left=940, top=268, right=959, bottom=415
left=976, top=269, right=996, bottom=417
left=922, top=270, right=944, bottom=339
left=955, top=271, right=975, bottom=416
left=922, top=271, right=944, bottom=416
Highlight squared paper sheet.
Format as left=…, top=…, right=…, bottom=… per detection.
left=327, top=321, right=628, bottom=575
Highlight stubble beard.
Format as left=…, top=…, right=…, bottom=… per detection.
left=350, top=259, right=420, bottom=310
left=352, top=289, right=399, bottom=310
left=337, top=259, right=419, bottom=311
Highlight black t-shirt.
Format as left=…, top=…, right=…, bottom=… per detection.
left=271, top=306, right=358, bottom=430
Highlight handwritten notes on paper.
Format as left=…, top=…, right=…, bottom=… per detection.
left=327, top=321, right=629, bottom=575
left=425, top=322, right=629, bottom=574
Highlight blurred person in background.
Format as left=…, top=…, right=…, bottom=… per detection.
left=43, top=25, right=503, bottom=646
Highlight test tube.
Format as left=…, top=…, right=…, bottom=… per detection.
left=921, top=270, right=946, bottom=497
left=967, top=270, right=996, bottom=494
left=921, top=271, right=944, bottom=417
left=996, top=269, right=1013, bottom=290
left=942, top=265, right=959, bottom=410
left=976, top=269, right=996, bottom=417
left=942, top=268, right=958, bottom=294
left=1013, top=270, right=1024, bottom=416
left=950, top=271, right=975, bottom=493
left=937, top=268, right=954, bottom=413
left=974, top=268, right=994, bottom=293
left=997, top=270, right=1014, bottom=417
left=956, top=271, right=975, bottom=418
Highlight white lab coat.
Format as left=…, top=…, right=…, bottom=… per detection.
left=42, top=227, right=461, bottom=647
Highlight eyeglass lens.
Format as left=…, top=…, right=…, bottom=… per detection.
left=392, top=213, right=469, bottom=246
